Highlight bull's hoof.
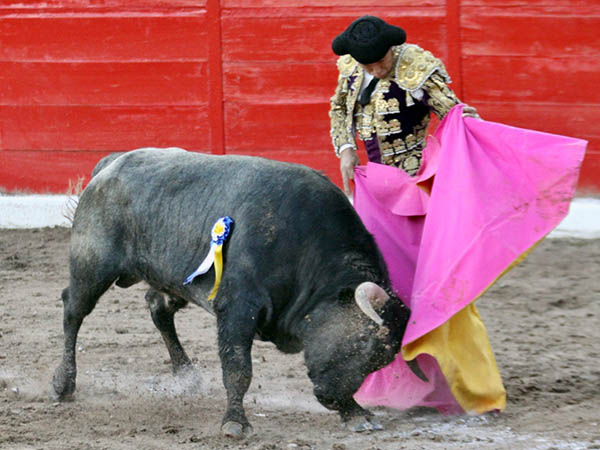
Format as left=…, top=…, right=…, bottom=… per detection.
left=344, top=416, right=383, bottom=433
left=172, top=359, right=194, bottom=376
left=221, top=421, right=253, bottom=439
left=51, top=366, right=76, bottom=401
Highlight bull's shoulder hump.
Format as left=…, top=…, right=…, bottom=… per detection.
left=117, top=147, right=188, bottom=164
left=98, top=147, right=189, bottom=174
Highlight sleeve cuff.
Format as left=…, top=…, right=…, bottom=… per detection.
left=337, top=144, right=357, bottom=158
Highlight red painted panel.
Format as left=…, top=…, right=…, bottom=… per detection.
left=223, top=0, right=444, bottom=7
left=221, top=15, right=448, bottom=62
left=0, top=148, right=218, bottom=194
left=0, top=106, right=209, bottom=151
left=462, top=56, right=600, bottom=103
left=461, top=1, right=599, bottom=15
left=0, top=150, right=113, bottom=193
left=0, top=0, right=204, bottom=11
left=578, top=152, right=600, bottom=194
left=474, top=103, right=600, bottom=142
left=206, top=0, right=225, bottom=154
left=224, top=102, right=331, bottom=152
left=573, top=139, right=600, bottom=185
left=0, top=15, right=208, bottom=62
left=461, top=15, right=600, bottom=57
left=0, top=62, right=208, bottom=106
left=223, top=62, right=337, bottom=103
left=445, top=0, right=463, bottom=98
left=222, top=42, right=457, bottom=104
left=1, top=1, right=599, bottom=194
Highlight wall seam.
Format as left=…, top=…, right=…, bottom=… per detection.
left=446, top=0, right=464, bottom=100
left=207, top=0, right=225, bottom=154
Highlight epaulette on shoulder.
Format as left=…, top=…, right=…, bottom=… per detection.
left=394, top=44, right=450, bottom=91
left=336, top=54, right=358, bottom=77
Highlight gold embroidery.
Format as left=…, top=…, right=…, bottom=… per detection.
left=391, top=138, right=408, bottom=152
left=413, top=115, right=430, bottom=144
left=405, top=133, right=417, bottom=149
left=375, top=97, right=400, bottom=114
left=337, top=54, right=358, bottom=77
left=394, top=44, right=450, bottom=92
left=387, top=150, right=422, bottom=176
left=424, top=73, right=460, bottom=119
left=377, top=79, right=391, bottom=94
left=330, top=61, right=363, bottom=155
left=379, top=140, right=395, bottom=155
left=355, top=101, right=375, bottom=140
left=375, top=118, right=401, bottom=136
left=378, top=114, right=431, bottom=168
left=401, top=153, right=422, bottom=175
left=388, top=119, right=402, bottom=134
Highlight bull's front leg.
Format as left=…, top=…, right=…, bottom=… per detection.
left=215, top=298, right=258, bottom=439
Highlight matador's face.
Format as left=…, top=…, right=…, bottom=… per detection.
left=359, top=49, right=394, bottom=79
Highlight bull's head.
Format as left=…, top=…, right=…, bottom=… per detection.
left=304, top=279, right=427, bottom=424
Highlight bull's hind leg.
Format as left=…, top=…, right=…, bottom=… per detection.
left=52, top=256, right=118, bottom=400
left=144, top=288, right=192, bottom=374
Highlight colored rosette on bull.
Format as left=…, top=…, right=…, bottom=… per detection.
left=211, top=216, right=232, bottom=245
left=183, top=216, right=234, bottom=300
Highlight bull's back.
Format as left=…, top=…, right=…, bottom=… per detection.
left=84, top=148, right=346, bottom=229
left=86, top=148, right=347, bottom=218
left=73, top=148, right=358, bottom=293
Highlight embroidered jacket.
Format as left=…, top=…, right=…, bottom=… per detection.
left=329, top=43, right=460, bottom=175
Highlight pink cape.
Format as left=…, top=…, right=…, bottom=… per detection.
left=353, top=104, right=587, bottom=413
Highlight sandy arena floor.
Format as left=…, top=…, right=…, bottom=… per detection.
left=1, top=227, right=599, bottom=449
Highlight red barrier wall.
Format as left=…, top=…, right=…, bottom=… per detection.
left=1, top=0, right=598, bottom=193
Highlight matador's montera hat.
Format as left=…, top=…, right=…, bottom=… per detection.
left=332, top=15, right=407, bottom=65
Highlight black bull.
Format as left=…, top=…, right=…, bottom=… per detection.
left=51, top=148, right=422, bottom=437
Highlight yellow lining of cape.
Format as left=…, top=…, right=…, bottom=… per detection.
left=401, top=237, right=545, bottom=413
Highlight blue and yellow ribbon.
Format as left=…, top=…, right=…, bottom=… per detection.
left=183, top=216, right=234, bottom=300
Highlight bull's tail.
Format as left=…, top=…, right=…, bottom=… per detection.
left=63, top=152, right=126, bottom=224
left=62, top=176, right=84, bottom=224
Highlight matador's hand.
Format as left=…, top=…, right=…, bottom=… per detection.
left=340, top=148, right=360, bottom=196
left=462, top=104, right=481, bottom=119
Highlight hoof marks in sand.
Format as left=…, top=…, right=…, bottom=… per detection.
left=344, top=416, right=383, bottom=433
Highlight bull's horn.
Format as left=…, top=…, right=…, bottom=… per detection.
left=406, top=359, right=429, bottom=383
left=354, top=282, right=389, bottom=326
